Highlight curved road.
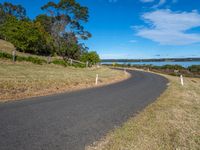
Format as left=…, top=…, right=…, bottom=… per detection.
left=0, top=70, right=168, bottom=150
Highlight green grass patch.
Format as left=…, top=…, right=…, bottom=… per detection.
left=0, top=51, right=47, bottom=64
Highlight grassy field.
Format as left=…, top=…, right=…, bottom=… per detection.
left=87, top=72, right=200, bottom=150
left=0, top=39, right=129, bottom=102
left=0, top=60, right=128, bottom=102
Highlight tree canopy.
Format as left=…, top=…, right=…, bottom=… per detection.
left=0, top=1, right=100, bottom=65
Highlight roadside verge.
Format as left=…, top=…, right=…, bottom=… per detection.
left=0, top=61, right=130, bottom=102
left=87, top=70, right=200, bottom=150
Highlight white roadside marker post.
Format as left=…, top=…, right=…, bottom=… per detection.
left=180, top=75, right=184, bottom=86
left=95, top=74, right=99, bottom=85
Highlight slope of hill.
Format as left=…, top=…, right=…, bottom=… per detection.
left=0, top=39, right=49, bottom=60
left=0, top=39, right=15, bottom=52
left=0, top=40, right=129, bottom=102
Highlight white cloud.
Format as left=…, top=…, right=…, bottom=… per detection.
left=152, top=0, right=166, bottom=8
left=136, top=9, right=200, bottom=45
left=140, top=0, right=167, bottom=8
left=140, top=0, right=154, bottom=3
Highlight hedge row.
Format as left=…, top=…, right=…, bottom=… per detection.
left=109, top=63, right=200, bottom=73
left=0, top=51, right=47, bottom=64
left=0, top=51, right=86, bottom=68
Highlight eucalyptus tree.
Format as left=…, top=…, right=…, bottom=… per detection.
left=41, top=0, right=91, bottom=60
left=35, top=14, right=52, bottom=34
left=0, top=2, right=26, bottom=20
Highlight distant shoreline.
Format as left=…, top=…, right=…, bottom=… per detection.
left=101, top=58, right=200, bottom=62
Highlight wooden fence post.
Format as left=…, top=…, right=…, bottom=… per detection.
left=12, top=50, right=16, bottom=63
left=70, top=59, right=73, bottom=65
left=47, top=56, right=51, bottom=64
left=86, top=61, right=89, bottom=68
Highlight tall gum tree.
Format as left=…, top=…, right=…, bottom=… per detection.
left=41, top=0, right=91, bottom=60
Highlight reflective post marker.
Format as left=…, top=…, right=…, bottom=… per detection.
left=95, top=74, right=99, bottom=85
left=180, top=75, right=184, bottom=86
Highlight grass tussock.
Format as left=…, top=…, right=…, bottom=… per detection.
left=87, top=73, right=200, bottom=150
left=0, top=60, right=128, bottom=102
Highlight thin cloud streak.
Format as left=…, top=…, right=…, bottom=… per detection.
left=140, top=0, right=154, bottom=3
left=135, top=9, right=200, bottom=45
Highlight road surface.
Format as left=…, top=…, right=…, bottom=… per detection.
left=0, top=70, right=168, bottom=150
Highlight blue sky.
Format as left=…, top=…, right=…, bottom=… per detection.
left=1, top=0, right=200, bottom=59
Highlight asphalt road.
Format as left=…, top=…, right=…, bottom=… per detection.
left=0, top=70, right=168, bottom=150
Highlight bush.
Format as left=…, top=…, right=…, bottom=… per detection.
left=16, top=56, right=47, bottom=65
left=72, top=63, right=85, bottom=68
left=0, top=51, right=12, bottom=59
left=188, top=65, right=200, bottom=73
left=160, top=65, right=185, bottom=70
left=0, top=51, right=47, bottom=64
left=0, top=16, right=54, bottom=56
left=81, top=51, right=100, bottom=66
left=51, top=59, right=68, bottom=67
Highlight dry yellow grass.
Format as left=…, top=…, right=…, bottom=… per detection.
left=0, top=39, right=15, bottom=52
left=87, top=72, right=200, bottom=150
left=0, top=60, right=129, bottom=102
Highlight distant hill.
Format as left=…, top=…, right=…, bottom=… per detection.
left=101, top=58, right=200, bottom=62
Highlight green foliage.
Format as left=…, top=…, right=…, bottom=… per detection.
left=0, top=51, right=12, bottom=59
left=51, top=59, right=69, bottom=67
left=41, top=0, right=91, bottom=59
left=188, top=65, right=200, bottom=72
left=72, top=63, right=85, bottom=68
left=17, top=56, right=47, bottom=65
left=0, top=2, right=26, bottom=20
left=81, top=51, right=100, bottom=65
left=34, top=14, right=52, bottom=34
left=0, top=16, right=54, bottom=56
left=59, top=42, right=82, bottom=61
left=0, top=0, right=99, bottom=68
left=160, top=65, right=185, bottom=70
left=0, top=51, right=47, bottom=64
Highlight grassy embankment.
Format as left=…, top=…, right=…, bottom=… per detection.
left=87, top=71, right=200, bottom=150
left=0, top=40, right=129, bottom=102
left=0, top=39, right=47, bottom=59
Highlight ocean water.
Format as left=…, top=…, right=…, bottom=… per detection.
left=102, top=61, right=200, bottom=68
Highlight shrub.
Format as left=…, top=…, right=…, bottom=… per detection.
left=81, top=51, right=100, bottom=65
left=160, top=65, right=185, bottom=70
left=51, top=59, right=68, bottom=67
left=188, top=65, right=200, bottom=73
left=72, top=63, right=85, bottom=68
left=0, top=51, right=12, bottom=59
left=0, top=51, right=47, bottom=64
left=16, top=56, right=47, bottom=65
